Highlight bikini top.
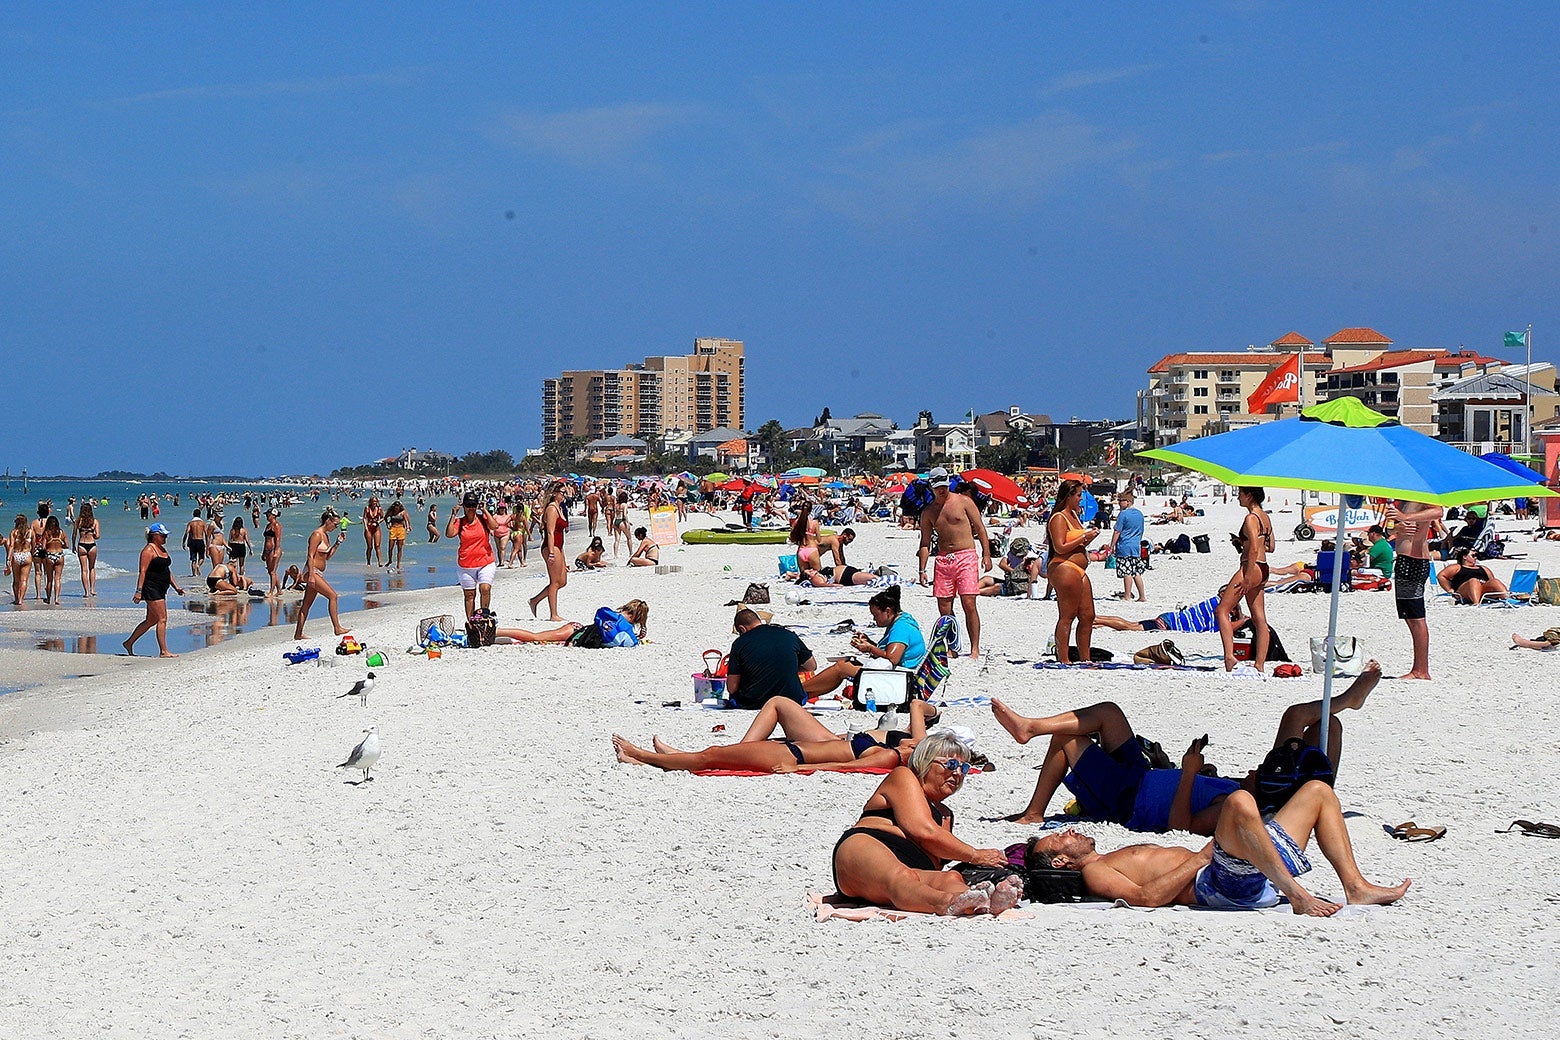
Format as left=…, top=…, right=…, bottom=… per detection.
left=860, top=798, right=952, bottom=827
left=1049, top=510, right=1084, bottom=553
left=1233, top=512, right=1274, bottom=553
left=849, top=730, right=912, bottom=759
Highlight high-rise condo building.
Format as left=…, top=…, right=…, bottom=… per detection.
left=542, top=337, right=745, bottom=446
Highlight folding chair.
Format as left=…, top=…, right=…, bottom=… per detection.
left=1485, top=568, right=1539, bottom=608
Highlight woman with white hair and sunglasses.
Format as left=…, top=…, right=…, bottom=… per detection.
left=830, top=731, right=1020, bottom=916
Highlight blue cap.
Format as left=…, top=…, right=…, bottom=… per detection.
left=148, top=523, right=170, bottom=536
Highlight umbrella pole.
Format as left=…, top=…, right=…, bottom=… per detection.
left=1319, top=493, right=1348, bottom=756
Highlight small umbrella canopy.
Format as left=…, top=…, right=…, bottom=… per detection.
left=716, top=478, right=749, bottom=492
left=960, top=468, right=1030, bottom=507
left=706, top=472, right=730, bottom=483
left=1059, top=472, right=1093, bottom=484
left=777, top=474, right=820, bottom=485
left=784, top=466, right=827, bottom=478
left=676, top=471, right=697, bottom=482
left=1139, top=396, right=1555, bottom=753
left=822, top=480, right=850, bottom=489
left=1478, top=452, right=1547, bottom=485
left=885, top=484, right=907, bottom=494
left=890, top=472, right=917, bottom=482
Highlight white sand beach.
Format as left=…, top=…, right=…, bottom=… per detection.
left=2, top=501, right=1558, bottom=1038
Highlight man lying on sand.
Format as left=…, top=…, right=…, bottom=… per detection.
left=1029, top=779, right=1410, bottom=916
left=993, top=661, right=1381, bottom=832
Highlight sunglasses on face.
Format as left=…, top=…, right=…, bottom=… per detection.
left=937, top=758, right=972, bottom=775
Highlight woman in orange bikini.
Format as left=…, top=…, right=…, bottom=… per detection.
left=1218, top=486, right=1273, bottom=672
left=1047, top=479, right=1101, bottom=664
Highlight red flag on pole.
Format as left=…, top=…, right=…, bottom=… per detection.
left=1247, top=354, right=1302, bottom=414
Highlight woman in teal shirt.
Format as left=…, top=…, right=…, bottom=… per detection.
left=802, top=585, right=925, bottom=697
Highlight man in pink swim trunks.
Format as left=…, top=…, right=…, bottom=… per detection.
left=916, top=468, right=993, bottom=659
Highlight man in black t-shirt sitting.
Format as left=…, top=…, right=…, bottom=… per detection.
left=725, top=608, right=816, bottom=709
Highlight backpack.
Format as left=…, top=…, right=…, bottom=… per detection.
left=465, top=608, right=497, bottom=647
left=567, top=622, right=606, bottom=649
left=1254, top=737, right=1335, bottom=814
left=1165, top=533, right=1191, bottom=554
left=900, top=480, right=934, bottom=518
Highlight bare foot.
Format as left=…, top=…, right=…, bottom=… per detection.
left=159, top=651, right=179, bottom=658
left=122, top=639, right=135, bottom=656
left=333, top=627, right=351, bottom=636
left=1345, top=877, right=1411, bottom=906
left=1398, top=671, right=1432, bottom=681
left=1340, top=659, right=1382, bottom=710
left=1002, top=810, right=1049, bottom=824
left=1288, top=891, right=1343, bottom=917
left=652, top=736, right=687, bottom=754
left=611, top=734, right=644, bottom=765
left=990, top=699, right=1034, bottom=744
left=547, top=616, right=567, bottom=623
left=989, top=875, right=1023, bottom=915
left=942, top=886, right=992, bottom=917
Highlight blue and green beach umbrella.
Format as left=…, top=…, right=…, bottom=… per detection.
left=1138, top=397, right=1554, bottom=750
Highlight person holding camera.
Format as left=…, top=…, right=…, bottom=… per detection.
left=448, top=491, right=499, bottom=618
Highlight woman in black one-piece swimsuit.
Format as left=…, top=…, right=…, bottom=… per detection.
left=125, top=525, right=184, bottom=657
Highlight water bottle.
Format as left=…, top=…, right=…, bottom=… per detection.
left=864, top=686, right=876, bottom=713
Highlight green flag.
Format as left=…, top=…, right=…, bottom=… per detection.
left=1505, top=331, right=1527, bottom=348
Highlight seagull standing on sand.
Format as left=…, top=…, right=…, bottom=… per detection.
left=338, top=724, right=380, bottom=782
left=339, top=672, right=375, bottom=706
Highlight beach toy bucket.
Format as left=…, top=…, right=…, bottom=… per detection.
left=426, top=646, right=442, bottom=660
left=365, top=651, right=387, bottom=668
left=692, top=673, right=727, bottom=704
left=701, top=650, right=725, bottom=675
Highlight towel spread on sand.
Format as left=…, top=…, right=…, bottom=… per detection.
left=807, top=891, right=1034, bottom=923
left=694, top=765, right=894, bottom=777
left=1032, top=661, right=1217, bottom=672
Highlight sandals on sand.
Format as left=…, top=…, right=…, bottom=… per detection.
left=1386, top=821, right=1447, bottom=842
left=1499, top=819, right=1560, bottom=838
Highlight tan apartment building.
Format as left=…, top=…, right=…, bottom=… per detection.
left=542, top=337, right=745, bottom=446
left=1144, top=332, right=1330, bottom=445
left=1321, top=328, right=1507, bottom=437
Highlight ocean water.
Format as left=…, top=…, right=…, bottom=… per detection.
left=1, top=478, right=490, bottom=653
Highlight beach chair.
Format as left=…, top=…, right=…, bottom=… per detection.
left=1427, top=560, right=1454, bottom=604
left=913, top=615, right=959, bottom=702
left=1314, top=550, right=1353, bottom=593
left=1484, top=568, right=1539, bottom=608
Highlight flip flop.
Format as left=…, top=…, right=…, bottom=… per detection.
left=1498, top=819, right=1560, bottom=838
left=1386, top=821, right=1447, bottom=842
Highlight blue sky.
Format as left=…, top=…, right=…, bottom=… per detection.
left=4, top=3, right=1558, bottom=475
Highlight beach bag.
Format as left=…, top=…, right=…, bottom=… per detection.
left=1536, top=577, right=1560, bottom=606
left=778, top=553, right=799, bottom=575
left=1166, top=534, right=1191, bottom=554
left=1254, top=737, right=1335, bottom=814
left=900, top=480, right=933, bottom=519
left=1132, top=640, right=1184, bottom=667
left=418, top=614, right=460, bottom=647
left=742, top=582, right=770, bottom=605
left=465, top=609, right=497, bottom=648
left=1309, top=635, right=1361, bottom=677
left=594, top=607, right=640, bottom=648
left=1192, top=534, right=1211, bottom=553
left=999, top=839, right=1090, bottom=904
left=567, top=623, right=606, bottom=649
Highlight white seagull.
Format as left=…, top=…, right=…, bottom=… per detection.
left=339, top=672, right=376, bottom=706
left=338, top=725, right=380, bottom=782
